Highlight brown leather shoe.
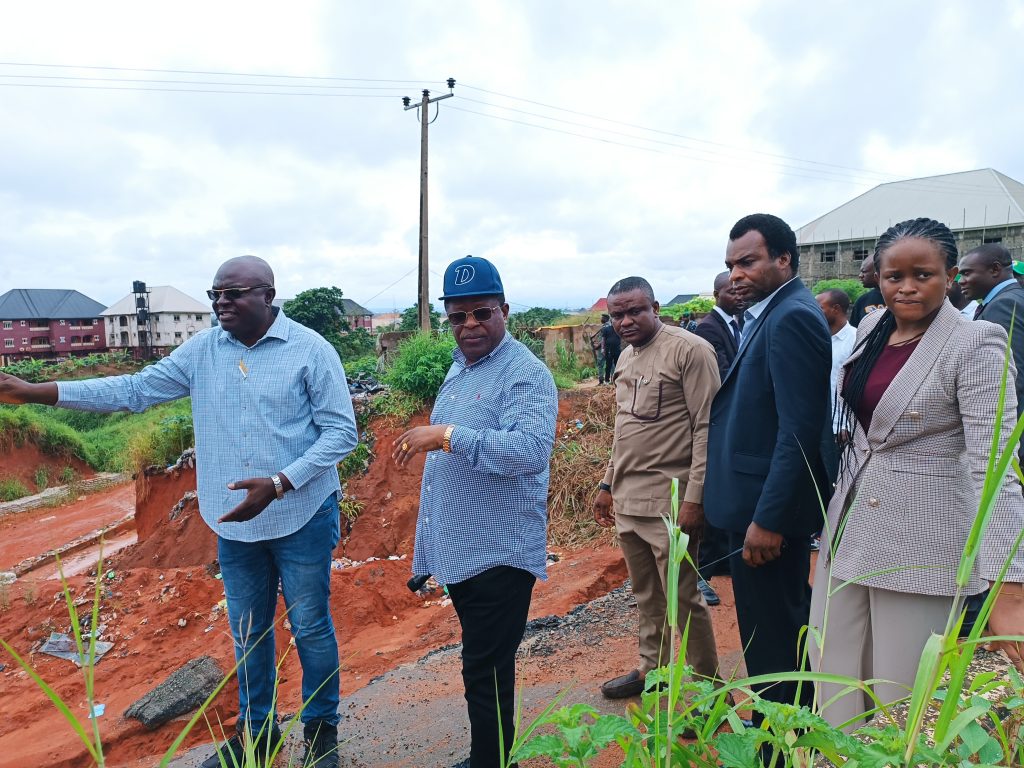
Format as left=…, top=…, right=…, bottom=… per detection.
left=601, top=669, right=645, bottom=698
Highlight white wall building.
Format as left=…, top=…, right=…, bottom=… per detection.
left=102, top=286, right=212, bottom=355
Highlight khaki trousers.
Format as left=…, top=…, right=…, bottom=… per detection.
left=808, top=552, right=957, bottom=730
left=616, top=512, right=720, bottom=681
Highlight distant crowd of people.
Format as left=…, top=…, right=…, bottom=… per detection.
left=2, top=214, right=1024, bottom=768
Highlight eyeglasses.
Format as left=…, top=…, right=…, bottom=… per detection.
left=446, top=306, right=501, bottom=326
left=207, top=285, right=272, bottom=301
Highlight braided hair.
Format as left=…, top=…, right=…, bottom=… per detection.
left=837, top=218, right=958, bottom=464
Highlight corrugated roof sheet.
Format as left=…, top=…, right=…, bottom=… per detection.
left=101, top=285, right=210, bottom=316
left=0, top=289, right=107, bottom=319
left=797, top=168, right=1024, bottom=244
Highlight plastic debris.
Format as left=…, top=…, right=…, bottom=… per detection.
left=106, top=570, right=116, bottom=580
left=89, top=703, right=105, bottom=718
left=39, top=632, right=113, bottom=666
left=0, top=572, right=15, bottom=585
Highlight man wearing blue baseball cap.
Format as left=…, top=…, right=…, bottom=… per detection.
left=392, top=255, right=558, bottom=768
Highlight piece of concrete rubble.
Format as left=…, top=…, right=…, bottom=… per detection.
left=124, top=655, right=225, bottom=730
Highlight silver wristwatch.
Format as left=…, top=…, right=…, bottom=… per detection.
left=270, top=474, right=285, bottom=500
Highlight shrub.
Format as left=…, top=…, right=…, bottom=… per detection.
left=33, top=466, right=49, bottom=491
left=661, top=297, right=715, bottom=321
left=345, top=354, right=380, bottom=379
left=812, top=278, right=867, bottom=304
left=0, top=477, right=31, bottom=502
left=385, top=332, right=456, bottom=400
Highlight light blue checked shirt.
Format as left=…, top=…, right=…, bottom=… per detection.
left=413, top=332, right=558, bottom=586
left=57, top=309, right=357, bottom=542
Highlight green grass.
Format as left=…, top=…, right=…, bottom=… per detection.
left=0, top=400, right=194, bottom=473
left=0, top=477, right=31, bottom=501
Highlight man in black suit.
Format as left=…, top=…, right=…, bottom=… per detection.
left=704, top=213, right=833, bottom=716
left=694, top=271, right=745, bottom=381
left=957, top=243, right=1024, bottom=456
left=693, top=271, right=746, bottom=604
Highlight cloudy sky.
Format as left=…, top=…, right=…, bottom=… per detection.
left=1, top=1, right=1022, bottom=313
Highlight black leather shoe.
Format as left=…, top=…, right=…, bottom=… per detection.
left=199, top=722, right=282, bottom=768
left=601, top=669, right=645, bottom=698
left=302, top=720, right=339, bottom=767
left=697, top=577, right=721, bottom=606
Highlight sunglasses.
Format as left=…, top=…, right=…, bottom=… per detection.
left=446, top=306, right=502, bottom=326
left=207, top=285, right=272, bottom=301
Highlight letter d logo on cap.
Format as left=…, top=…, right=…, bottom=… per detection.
left=454, top=265, right=476, bottom=286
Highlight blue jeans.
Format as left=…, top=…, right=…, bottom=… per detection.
left=218, top=493, right=341, bottom=729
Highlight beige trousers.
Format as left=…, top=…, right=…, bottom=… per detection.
left=615, top=512, right=720, bottom=681
left=808, top=552, right=957, bottom=729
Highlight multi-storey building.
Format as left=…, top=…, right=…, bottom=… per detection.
left=0, top=289, right=108, bottom=365
left=102, top=285, right=212, bottom=356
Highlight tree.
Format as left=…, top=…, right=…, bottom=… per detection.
left=508, top=307, right=567, bottom=333
left=811, top=279, right=867, bottom=304
left=283, top=287, right=375, bottom=360
left=399, top=304, right=441, bottom=331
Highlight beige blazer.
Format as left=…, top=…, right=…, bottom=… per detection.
left=825, top=300, right=1024, bottom=596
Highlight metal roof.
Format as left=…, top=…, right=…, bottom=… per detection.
left=797, top=168, right=1024, bottom=245
left=101, top=285, right=210, bottom=316
left=340, top=298, right=372, bottom=316
left=0, top=288, right=107, bottom=320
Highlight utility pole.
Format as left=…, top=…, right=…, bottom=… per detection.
left=403, top=78, right=455, bottom=332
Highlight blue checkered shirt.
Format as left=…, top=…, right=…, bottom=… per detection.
left=413, top=333, right=558, bottom=586
left=57, top=309, right=357, bottom=542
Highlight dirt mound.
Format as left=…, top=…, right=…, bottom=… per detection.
left=115, top=466, right=216, bottom=570
left=0, top=440, right=94, bottom=494
left=343, top=411, right=431, bottom=561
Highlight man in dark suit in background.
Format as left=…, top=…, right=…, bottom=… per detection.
left=695, top=271, right=745, bottom=380
left=957, top=242, right=1024, bottom=458
left=693, top=270, right=746, bottom=604
left=704, top=213, right=833, bottom=716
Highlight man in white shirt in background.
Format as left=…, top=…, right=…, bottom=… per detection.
left=815, top=288, right=857, bottom=523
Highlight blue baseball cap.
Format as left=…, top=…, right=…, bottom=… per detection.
left=439, top=255, right=504, bottom=300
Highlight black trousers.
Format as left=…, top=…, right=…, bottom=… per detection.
left=447, top=566, right=536, bottom=768
left=602, top=348, right=621, bottom=383
left=728, top=531, right=813, bottom=718
left=698, top=522, right=733, bottom=578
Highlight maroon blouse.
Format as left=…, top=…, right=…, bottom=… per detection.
left=846, top=340, right=920, bottom=433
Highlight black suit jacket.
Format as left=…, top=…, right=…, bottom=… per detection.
left=694, top=310, right=739, bottom=381
left=704, top=278, right=834, bottom=537
left=976, top=282, right=1024, bottom=417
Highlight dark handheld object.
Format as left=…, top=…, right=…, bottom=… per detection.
left=408, top=574, right=431, bottom=593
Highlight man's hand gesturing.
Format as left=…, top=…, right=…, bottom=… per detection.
left=0, top=372, right=57, bottom=406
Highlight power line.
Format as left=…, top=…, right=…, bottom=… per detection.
left=447, top=103, right=1006, bottom=197
left=0, top=73, right=412, bottom=91
left=455, top=95, right=894, bottom=189
left=362, top=267, right=419, bottom=305
left=0, top=61, right=435, bottom=85
left=0, top=82, right=399, bottom=98
left=458, top=83, right=906, bottom=184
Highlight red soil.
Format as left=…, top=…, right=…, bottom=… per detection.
left=0, top=400, right=743, bottom=768
left=0, top=439, right=94, bottom=493
left=343, top=411, right=431, bottom=561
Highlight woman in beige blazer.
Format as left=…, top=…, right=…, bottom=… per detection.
left=809, top=217, right=1024, bottom=728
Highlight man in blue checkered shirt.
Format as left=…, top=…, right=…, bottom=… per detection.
left=392, top=255, right=557, bottom=768
left=0, top=256, right=357, bottom=768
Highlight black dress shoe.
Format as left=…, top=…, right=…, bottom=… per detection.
left=697, top=577, right=721, bottom=606
left=601, top=669, right=645, bottom=698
